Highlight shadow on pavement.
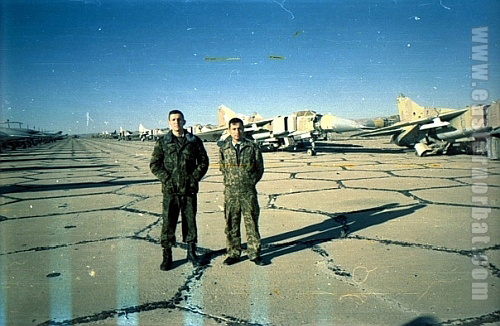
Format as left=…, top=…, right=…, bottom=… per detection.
left=259, top=202, right=426, bottom=263
left=0, top=164, right=117, bottom=172
left=261, top=141, right=409, bottom=155
left=401, top=315, right=440, bottom=325
left=0, top=178, right=158, bottom=195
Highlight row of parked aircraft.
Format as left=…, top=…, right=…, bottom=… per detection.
left=101, top=94, right=500, bottom=159
left=356, top=95, right=500, bottom=158
left=0, top=122, right=67, bottom=152
left=114, top=105, right=395, bottom=156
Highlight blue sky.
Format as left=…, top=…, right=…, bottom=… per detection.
left=1, top=0, right=499, bottom=134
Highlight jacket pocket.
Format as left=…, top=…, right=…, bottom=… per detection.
left=162, top=177, right=175, bottom=193
left=163, top=147, right=177, bottom=170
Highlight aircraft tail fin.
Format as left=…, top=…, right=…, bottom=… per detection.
left=396, top=94, right=426, bottom=123
left=397, top=94, right=458, bottom=122
left=218, top=105, right=237, bottom=127
left=253, top=113, right=264, bottom=121
left=218, top=105, right=265, bottom=127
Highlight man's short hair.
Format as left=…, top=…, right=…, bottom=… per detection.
left=168, top=110, right=185, bottom=120
left=228, top=117, right=244, bottom=128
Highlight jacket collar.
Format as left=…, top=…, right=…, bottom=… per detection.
left=221, top=137, right=250, bottom=150
left=164, top=130, right=196, bottom=143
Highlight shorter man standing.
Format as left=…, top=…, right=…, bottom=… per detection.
left=150, top=110, right=209, bottom=271
left=219, top=118, right=265, bottom=266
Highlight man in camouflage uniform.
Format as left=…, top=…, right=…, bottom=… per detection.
left=219, top=117, right=265, bottom=266
left=150, top=110, right=209, bottom=271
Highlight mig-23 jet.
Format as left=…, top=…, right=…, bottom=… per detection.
left=119, top=125, right=151, bottom=141
left=194, top=105, right=274, bottom=141
left=118, top=124, right=169, bottom=141
left=138, top=124, right=169, bottom=141
left=0, top=122, right=66, bottom=151
left=353, top=94, right=500, bottom=158
left=195, top=105, right=367, bottom=155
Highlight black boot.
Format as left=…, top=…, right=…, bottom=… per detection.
left=160, top=248, right=172, bottom=271
left=186, top=242, right=201, bottom=267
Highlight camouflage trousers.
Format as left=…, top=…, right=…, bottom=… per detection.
left=161, top=193, right=198, bottom=249
left=224, top=190, right=261, bottom=260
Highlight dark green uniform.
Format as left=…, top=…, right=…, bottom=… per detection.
left=219, top=138, right=264, bottom=260
left=150, top=130, right=209, bottom=249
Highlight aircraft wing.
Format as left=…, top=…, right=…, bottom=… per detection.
left=0, top=130, right=12, bottom=141
left=0, top=127, right=33, bottom=140
left=354, top=108, right=469, bottom=138
left=195, top=117, right=275, bottom=142
left=353, top=119, right=430, bottom=137
left=288, top=130, right=314, bottom=138
left=195, top=126, right=227, bottom=142
left=243, top=118, right=275, bottom=132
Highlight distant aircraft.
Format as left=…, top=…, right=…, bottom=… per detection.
left=96, top=130, right=119, bottom=139
left=138, top=124, right=153, bottom=141
left=139, top=124, right=169, bottom=141
left=151, top=127, right=169, bottom=140
left=118, top=127, right=140, bottom=141
left=354, top=94, right=500, bottom=158
left=0, top=122, right=66, bottom=151
left=118, top=124, right=169, bottom=141
left=195, top=105, right=368, bottom=155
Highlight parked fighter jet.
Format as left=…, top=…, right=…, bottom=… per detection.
left=139, top=124, right=169, bottom=141
left=354, top=94, right=500, bottom=158
left=118, top=127, right=138, bottom=141
left=196, top=105, right=367, bottom=155
left=0, top=122, right=66, bottom=151
left=118, top=126, right=148, bottom=141
left=194, top=105, right=273, bottom=141
left=0, top=127, right=32, bottom=150
left=118, top=124, right=168, bottom=141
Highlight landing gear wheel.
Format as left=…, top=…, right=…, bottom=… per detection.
left=307, top=149, right=316, bottom=156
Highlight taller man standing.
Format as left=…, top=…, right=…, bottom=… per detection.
left=219, top=117, right=265, bottom=266
left=150, top=110, right=209, bottom=271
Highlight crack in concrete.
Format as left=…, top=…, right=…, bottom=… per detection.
left=311, top=244, right=352, bottom=279
left=311, top=242, right=500, bottom=321
left=3, top=138, right=499, bottom=325
left=1, top=190, right=120, bottom=202
left=0, top=206, right=139, bottom=222
left=348, top=235, right=500, bottom=278
left=263, top=186, right=341, bottom=198
left=37, top=254, right=262, bottom=326
left=400, top=189, right=431, bottom=204
left=264, top=203, right=500, bottom=279
left=1, top=236, right=123, bottom=256
left=440, top=310, right=500, bottom=325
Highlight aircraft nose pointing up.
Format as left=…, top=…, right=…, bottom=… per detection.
left=319, top=115, right=364, bottom=132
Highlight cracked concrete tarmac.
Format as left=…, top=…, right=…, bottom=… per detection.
left=0, top=137, right=499, bottom=326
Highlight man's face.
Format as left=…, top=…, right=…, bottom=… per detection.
left=228, top=122, right=244, bottom=143
left=169, top=113, right=185, bottom=133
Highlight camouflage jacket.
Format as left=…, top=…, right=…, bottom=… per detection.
left=150, top=130, right=209, bottom=195
left=219, top=138, right=264, bottom=192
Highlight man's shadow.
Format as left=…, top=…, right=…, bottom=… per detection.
left=256, top=203, right=426, bottom=264
left=190, top=203, right=425, bottom=267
